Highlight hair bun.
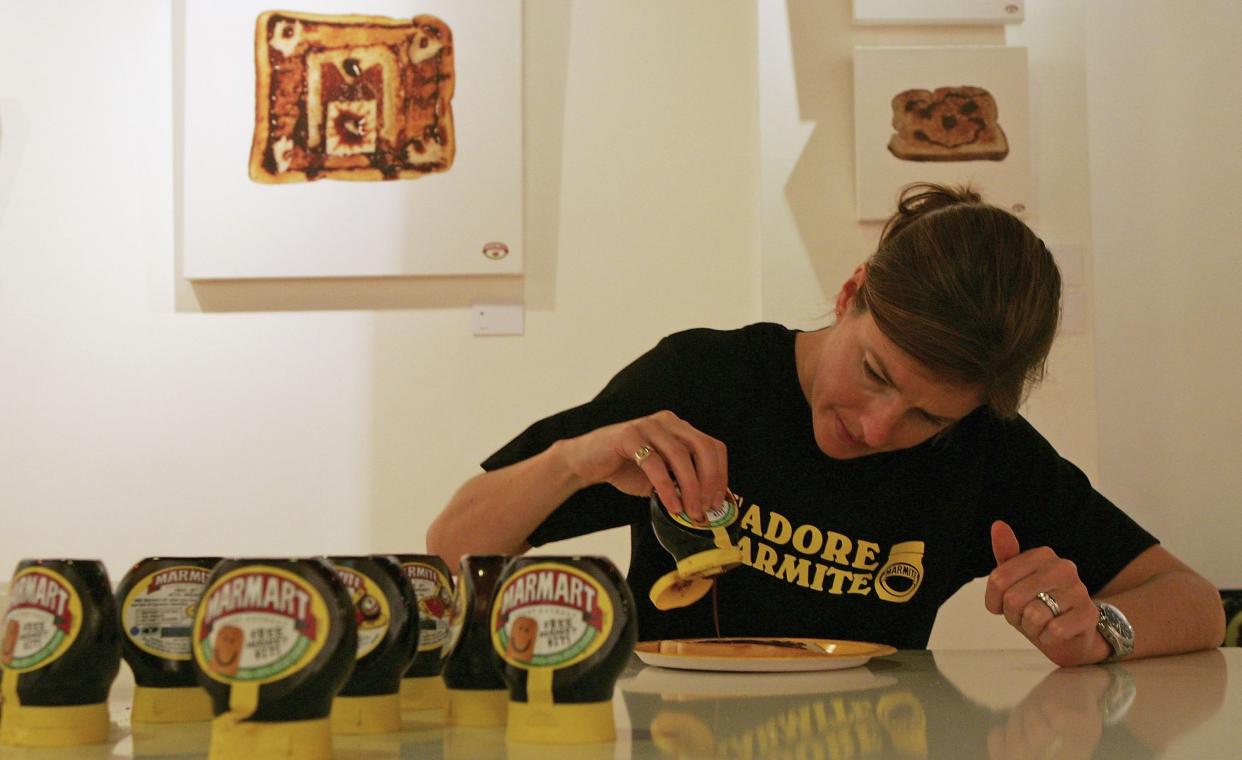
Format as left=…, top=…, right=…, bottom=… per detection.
left=882, top=183, right=981, bottom=246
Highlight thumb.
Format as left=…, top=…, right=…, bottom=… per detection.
left=991, top=520, right=1021, bottom=566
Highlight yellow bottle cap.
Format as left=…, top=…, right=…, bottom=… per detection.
left=132, top=685, right=214, bottom=723
left=675, top=546, right=742, bottom=578
left=506, top=698, right=616, bottom=744
left=0, top=701, right=111, bottom=747
left=131, top=719, right=212, bottom=757
left=445, top=688, right=508, bottom=727
left=329, top=693, right=402, bottom=735
left=400, top=674, right=448, bottom=711
left=208, top=715, right=331, bottom=760
left=649, top=569, right=714, bottom=611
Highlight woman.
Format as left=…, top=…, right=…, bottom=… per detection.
left=427, top=184, right=1224, bottom=666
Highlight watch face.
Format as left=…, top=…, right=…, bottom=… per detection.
left=1096, top=602, right=1135, bottom=659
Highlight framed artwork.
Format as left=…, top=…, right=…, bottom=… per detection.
left=180, top=0, right=522, bottom=280
left=853, top=0, right=1024, bottom=26
left=853, top=46, right=1031, bottom=221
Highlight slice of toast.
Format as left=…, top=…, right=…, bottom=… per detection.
left=249, top=11, right=455, bottom=183
left=887, top=86, right=1008, bottom=162
left=656, top=638, right=832, bottom=658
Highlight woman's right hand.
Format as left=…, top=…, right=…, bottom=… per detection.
left=558, top=410, right=729, bottom=523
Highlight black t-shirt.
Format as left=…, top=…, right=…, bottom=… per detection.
left=482, top=323, right=1157, bottom=648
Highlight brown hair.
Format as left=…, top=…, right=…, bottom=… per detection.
left=856, top=183, right=1061, bottom=418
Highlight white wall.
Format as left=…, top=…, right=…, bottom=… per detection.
left=1086, top=0, right=1242, bottom=588
left=0, top=1, right=759, bottom=577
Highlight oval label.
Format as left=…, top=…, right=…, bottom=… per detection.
left=1, top=567, right=84, bottom=673
left=335, top=566, right=390, bottom=659
left=193, top=565, right=329, bottom=685
left=402, top=562, right=453, bottom=653
left=122, top=565, right=213, bottom=660
left=491, top=563, right=614, bottom=670
left=671, top=492, right=740, bottom=531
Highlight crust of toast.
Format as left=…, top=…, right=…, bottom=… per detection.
left=249, top=10, right=455, bottom=183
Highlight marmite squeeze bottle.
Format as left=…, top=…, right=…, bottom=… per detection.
left=192, top=558, right=356, bottom=760
left=441, top=554, right=509, bottom=726
left=1, top=559, right=122, bottom=747
left=491, top=555, right=637, bottom=744
left=395, top=553, right=455, bottom=711
left=327, top=555, right=420, bottom=734
left=648, top=491, right=743, bottom=610
left=116, top=556, right=219, bottom=723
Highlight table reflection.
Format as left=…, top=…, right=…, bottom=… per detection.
left=0, top=649, right=1229, bottom=759
left=618, top=649, right=1228, bottom=760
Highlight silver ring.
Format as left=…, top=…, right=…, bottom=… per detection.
left=1036, top=590, right=1062, bottom=617
left=633, top=445, right=652, bottom=466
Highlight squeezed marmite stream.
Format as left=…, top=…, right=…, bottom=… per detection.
left=0, top=559, right=121, bottom=747
left=327, top=555, right=420, bottom=734
left=491, top=556, right=638, bottom=744
left=117, top=557, right=220, bottom=724
left=191, top=558, right=355, bottom=760
left=648, top=490, right=744, bottom=610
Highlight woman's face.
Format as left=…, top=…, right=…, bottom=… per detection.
left=797, top=270, right=983, bottom=460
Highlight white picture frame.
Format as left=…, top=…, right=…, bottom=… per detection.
left=853, top=46, right=1031, bottom=221
left=180, top=0, right=523, bottom=280
left=853, top=0, right=1024, bottom=26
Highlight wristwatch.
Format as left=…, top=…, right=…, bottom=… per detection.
left=1094, top=601, right=1135, bottom=661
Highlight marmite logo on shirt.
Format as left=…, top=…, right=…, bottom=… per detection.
left=734, top=500, right=925, bottom=603
left=193, top=566, right=329, bottom=684
left=1, top=567, right=83, bottom=672
left=491, top=563, right=613, bottom=669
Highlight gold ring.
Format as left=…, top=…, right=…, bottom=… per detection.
left=1036, top=590, right=1062, bottom=617
left=633, top=445, right=652, bottom=467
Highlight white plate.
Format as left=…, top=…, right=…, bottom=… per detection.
left=635, top=638, right=896, bottom=673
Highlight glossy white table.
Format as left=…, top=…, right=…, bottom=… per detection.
left=3, top=648, right=1236, bottom=759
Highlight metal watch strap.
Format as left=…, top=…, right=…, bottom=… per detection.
left=1094, top=601, right=1135, bottom=662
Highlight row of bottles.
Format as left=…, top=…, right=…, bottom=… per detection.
left=0, top=553, right=454, bottom=755
left=0, top=552, right=638, bottom=755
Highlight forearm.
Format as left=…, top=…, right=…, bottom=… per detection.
left=426, top=440, right=585, bottom=569
left=1100, top=568, right=1225, bottom=660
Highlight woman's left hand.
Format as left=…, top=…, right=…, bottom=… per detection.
left=985, top=520, right=1111, bottom=667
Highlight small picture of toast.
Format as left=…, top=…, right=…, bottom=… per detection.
left=887, top=86, right=1008, bottom=162
left=2, top=619, right=19, bottom=665
left=505, top=616, right=539, bottom=663
left=211, top=625, right=245, bottom=677
left=250, top=10, right=456, bottom=183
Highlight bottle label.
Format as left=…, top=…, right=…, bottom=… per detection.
left=193, top=566, right=329, bottom=685
left=1, top=567, right=84, bottom=673
left=402, top=562, right=453, bottom=652
left=491, top=563, right=614, bottom=669
left=443, top=581, right=467, bottom=655
left=670, top=491, right=740, bottom=530
left=122, top=565, right=212, bottom=660
left=335, top=567, right=390, bottom=658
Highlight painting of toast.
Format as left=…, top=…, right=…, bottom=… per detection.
left=250, top=11, right=456, bottom=183
left=853, top=46, right=1032, bottom=220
